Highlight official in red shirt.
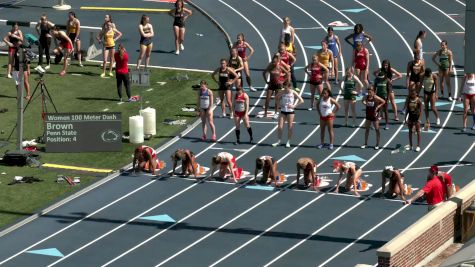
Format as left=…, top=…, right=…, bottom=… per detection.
left=114, top=44, right=131, bottom=102
left=406, top=168, right=445, bottom=211
left=429, top=165, right=453, bottom=199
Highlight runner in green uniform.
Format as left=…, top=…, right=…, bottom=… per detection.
left=375, top=71, right=390, bottom=129
left=341, top=67, right=363, bottom=127
left=432, top=40, right=454, bottom=101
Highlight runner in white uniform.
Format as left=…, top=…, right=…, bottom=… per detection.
left=232, top=86, right=253, bottom=144
left=460, top=73, right=475, bottom=131
left=197, top=80, right=216, bottom=142
left=272, top=83, right=304, bottom=148
left=317, top=88, right=340, bottom=150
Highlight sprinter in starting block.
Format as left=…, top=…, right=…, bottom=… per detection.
left=211, top=152, right=242, bottom=183
left=254, top=156, right=279, bottom=184
left=295, top=157, right=318, bottom=189
left=334, top=160, right=363, bottom=196
left=133, top=145, right=160, bottom=175
left=381, top=166, right=406, bottom=201
left=171, top=149, right=197, bottom=178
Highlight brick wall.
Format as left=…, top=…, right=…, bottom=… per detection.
left=377, top=209, right=456, bottom=267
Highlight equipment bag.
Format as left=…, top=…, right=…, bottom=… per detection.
left=2, top=150, right=40, bottom=166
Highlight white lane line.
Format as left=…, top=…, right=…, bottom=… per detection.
left=319, top=141, right=475, bottom=266
left=262, top=0, right=442, bottom=265
left=68, top=1, right=308, bottom=266
left=49, top=116, right=278, bottom=267
left=151, top=2, right=352, bottom=264
left=455, top=0, right=466, bottom=6
left=353, top=0, right=412, bottom=52
left=0, top=4, right=274, bottom=267
left=86, top=59, right=213, bottom=73
left=317, top=3, right=462, bottom=265
left=420, top=0, right=465, bottom=30
left=320, top=0, right=381, bottom=67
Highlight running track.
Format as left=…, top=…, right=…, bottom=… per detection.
left=0, top=0, right=474, bottom=266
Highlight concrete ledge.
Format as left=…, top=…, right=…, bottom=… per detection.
left=378, top=178, right=475, bottom=260
left=378, top=201, right=457, bottom=257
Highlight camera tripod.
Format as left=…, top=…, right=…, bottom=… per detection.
left=7, top=76, right=58, bottom=141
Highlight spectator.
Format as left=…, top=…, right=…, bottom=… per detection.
left=4, top=22, right=23, bottom=78
left=36, top=14, right=54, bottom=69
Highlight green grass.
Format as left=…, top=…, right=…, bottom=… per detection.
left=0, top=55, right=211, bottom=229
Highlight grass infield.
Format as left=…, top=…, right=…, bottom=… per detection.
left=0, top=55, right=212, bottom=229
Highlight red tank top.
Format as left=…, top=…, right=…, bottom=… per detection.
left=280, top=51, right=290, bottom=65
left=310, top=63, right=322, bottom=82
left=270, top=65, right=282, bottom=84
left=234, top=93, right=246, bottom=112
left=365, top=97, right=376, bottom=118
left=354, top=48, right=367, bottom=68
left=236, top=42, right=247, bottom=59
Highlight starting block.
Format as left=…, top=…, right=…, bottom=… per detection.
left=350, top=180, right=373, bottom=192
left=310, top=176, right=332, bottom=190
left=256, top=111, right=275, bottom=118
left=193, top=163, right=210, bottom=175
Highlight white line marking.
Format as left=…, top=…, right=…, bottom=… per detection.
left=146, top=88, right=154, bottom=92
left=421, top=0, right=465, bottom=30
left=44, top=1, right=279, bottom=266
left=87, top=59, right=213, bottom=73
left=455, top=0, right=466, bottom=6
left=1, top=7, right=274, bottom=267
left=316, top=2, right=461, bottom=265
left=320, top=0, right=381, bottom=67
left=294, top=27, right=323, bottom=30
left=102, top=108, right=109, bottom=112
left=319, top=141, right=475, bottom=266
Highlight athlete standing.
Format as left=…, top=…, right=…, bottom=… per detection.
left=233, top=86, right=253, bottom=144
left=460, top=73, right=475, bottom=131
left=212, top=59, right=238, bottom=118
left=373, top=60, right=402, bottom=121
left=432, top=40, right=454, bottom=101
left=263, top=54, right=290, bottom=118
left=324, top=26, right=342, bottom=84
left=404, top=89, right=423, bottom=152
left=407, top=50, right=425, bottom=95
left=197, top=80, right=216, bottom=142
left=228, top=47, right=244, bottom=88
left=342, top=67, right=363, bottom=127
left=233, top=33, right=256, bottom=91
left=66, top=11, right=82, bottom=67
left=352, top=41, right=369, bottom=93
left=136, top=14, right=154, bottom=69
left=305, top=55, right=327, bottom=110
left=422, top=68, right=441, bottom=127
left=317, top=88, right=340, bottom=150
left=272, top=83, right=304, bottom=148
left=317, top=40, right=333, bottom=91
left=169, top=0, right=192, bottom=55
left=361, top=87, right=385, bottom=150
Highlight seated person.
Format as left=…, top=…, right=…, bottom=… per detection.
left=334, top=160, right=363, bottom=196
left=296, top=157, right=318, bottom=188
left=381, top=166, right=406, bottom=201
left=211, top=152, right=240, bottom=183
left=133, top=145, right=159, bottom=175
left=171, top=149, right=197, bottom=178
left=254, top=156, right=279, bottom=184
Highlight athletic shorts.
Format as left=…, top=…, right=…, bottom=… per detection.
left=68, top=33, right=79, bottom=42
left=140, top=37, right=152, bottom=46
left=234, top=111, right=246, bottom=118
left=310, top=80, right=322, bottom=86
left=219, top=84, right=231, bottom=91
left=268, top=82, right=283, bottom=91
left=464, top=93, right=475, bottom=99
left=105, top=46, right=115, bottom=51
left=281, top=111, right=295, bottom=116
left=320, top=115, right=334, bottom=121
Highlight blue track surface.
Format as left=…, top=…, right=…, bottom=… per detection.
left=0, top=0, right=473, bottom=266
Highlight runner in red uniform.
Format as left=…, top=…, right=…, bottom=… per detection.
left=233, top=33, right=256, bottom=91
left=352, top=41, right=369, bottom=93
left=361, top=87, right=385, bottom=150
left=263, top=53, right=290, bottom=118
left=233, top=86, right=253, bottom=144
left=305, top=55, right=328, bottom=110
left=52, top=26, right=73, bottom=76
left=133, top=145, right=159, bottom=175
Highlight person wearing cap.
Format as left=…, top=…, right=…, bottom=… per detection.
left=171, top=149, right=197, bottom=178
left=406, top=165, right=446, bottom=211
left=296, top=157, right=318, bottom=189
left=254, top=156, right=279, bottom=184
left=381, top=166, right=406, bottom=200
left=334, top=161, right=363, bottom=196
left=429, top=165, right=453, bottom=199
